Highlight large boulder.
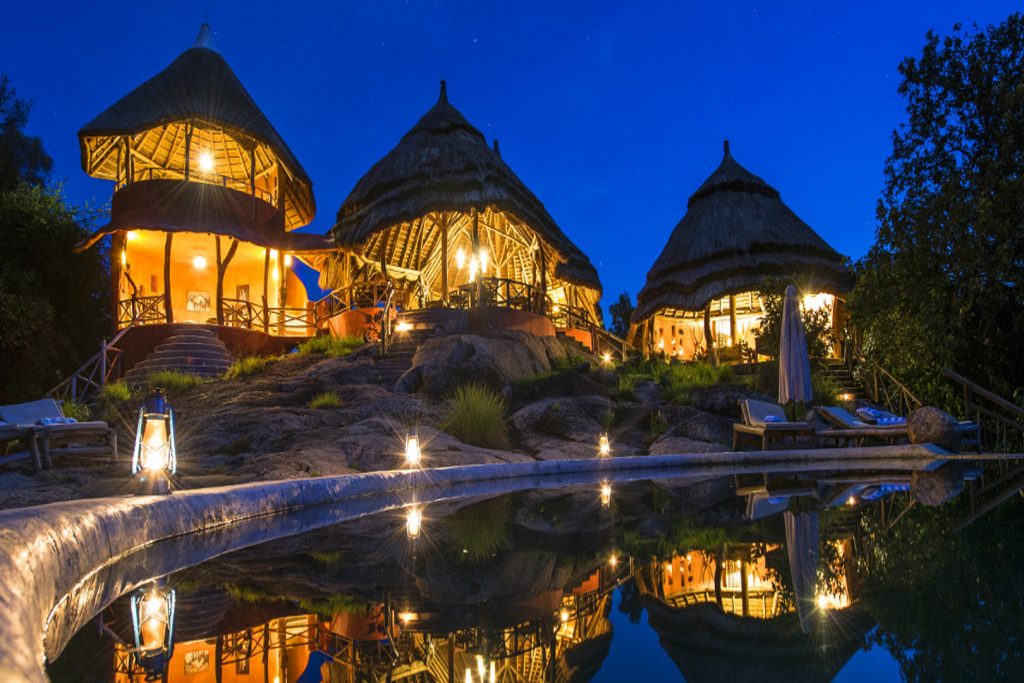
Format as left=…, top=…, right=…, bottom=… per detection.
left=511, top=396, right=613, bottom=454
left=656, top=405, right=735, bottom=447
left=908, top=406, right=962, bottom=452
left=689, top=384, right=773, bottom=418
left=910, top=463, right=965, bottom=506
left=395, top=331, right=568, bottom=398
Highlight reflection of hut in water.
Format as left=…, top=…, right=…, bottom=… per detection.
left=326, top=82, right=605, bottom=348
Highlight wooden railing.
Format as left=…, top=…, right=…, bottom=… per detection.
left=860, top=359, right=923, bottom=416
left=943, top=368, right=1024, bottom=453
left=117, top=295, right=165, bottom=326
left=48, top=327, right=131, bottom=404
left=221, top=298, right=315, bottom=336
left=555, top=305, right=634, bottom=362
left=117, top=165, right=276, bottom=205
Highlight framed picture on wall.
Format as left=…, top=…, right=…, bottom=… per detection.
left=236, top=284, right=249, bottom=302
left=150, top=275, right=158, bottom=293
left=186, top=290, right=211, bottom=312
left=184, top=649, right=210, bottom=674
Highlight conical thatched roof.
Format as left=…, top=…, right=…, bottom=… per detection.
left=632, top=141, right=849, bottom=322
left=78, top=23, right=314, bottom=227
left=332, top=82, right=601, bottom=292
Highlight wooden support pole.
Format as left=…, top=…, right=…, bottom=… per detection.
left=277, top=253, right=287, bottom=335
left=216, top=237, right=238, bottom=325
left=539, top=245, right=548, bottom=313
left=740, top=557, right=750, bottom=616
left=729, top=294, right=738, bottom=348
left=184, top=123, right=192, bottom=181
left=472, top=208, right=482, bottom=306
left=262, top=247, right=270, bottom=333
left=163, top=233, right=173, bottom=323
left=440, top=215, right=449, bottom=306
left=111, top=231, right=125, bottom=331
left=704, top=304, right=718, bottom=366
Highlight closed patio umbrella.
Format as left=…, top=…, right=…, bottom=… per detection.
left=784, top=510, right=819, bottom=635
left=778, top=285, right=813, bottom=405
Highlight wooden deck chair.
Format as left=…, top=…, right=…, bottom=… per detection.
left=0, top=398, right=117, bottom=469
left=815, top=405, right=907, bottom=446
left=732, top=399, right=817, bottom=450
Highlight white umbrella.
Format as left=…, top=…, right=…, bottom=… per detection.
left=784, top=510, right=819, bottom=634
left=778, top=285, right=813, bottom=405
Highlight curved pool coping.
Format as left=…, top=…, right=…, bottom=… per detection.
left=0, top=444, right=948, bottom=683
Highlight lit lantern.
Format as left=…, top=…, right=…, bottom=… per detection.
left=398, top=611, right=415, bottom=626
left=609, top=553, right=618, bottom=568
left=598, top=433, right=611, bottom=457
left=198, top=150, right=214, bottom=173
left=404, top=433, right=422, bottom=466
left=406, top=507, right=422, bottom=539
left=130, top=583, right=175, bottom=678
left=600, top=483, right=612, bottom=508
left=132, top=389, right=176, bottom=478
left=601, top=352, right=612, bottom=365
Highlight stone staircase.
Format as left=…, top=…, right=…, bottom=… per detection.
left=556, top=329, right=592, bottom=357
left=372, top=316, right=442, bottom=386
left=123, top=326, right=234, bottom=385
left=819, top=358, right=863, bottom=400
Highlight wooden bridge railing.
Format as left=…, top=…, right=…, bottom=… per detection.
left=555, top=305, right=634, bottom=362
left=859, top=358, right=923, bottom=416
left=942, top=368, right=1024, bottom=453
left=48, top=327, right=131, bottom=404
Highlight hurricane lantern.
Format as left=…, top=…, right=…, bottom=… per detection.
left=404, top=433, right=422, bottom=466
left=132, top=389, right=176, bottom=476
left=130, top=583, right=175, bottom=679
left=600, top=483, right=612, bottom=508
left=406, top=507, right=422, bottom=539
left=598, top=433, right=611, bottom=457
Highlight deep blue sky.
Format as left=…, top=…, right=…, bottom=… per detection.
left=3, top=1, right=1020, bottom=312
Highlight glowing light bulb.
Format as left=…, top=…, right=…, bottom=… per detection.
left=405, top=434, right=421, bottom=466
left=816, top=594, right=829, bottom=609
left=476, top=655, right=485, bottom=681
left=399, top=611, right=414, bottom=625
left=490, top=661, right=496, bottom=683
left=465, top=669, right=472, bottom=683
left=141, top=420, right=170, bottom=472
left=846, top=496, right=857, bottom=506
left=559, top=608, right=569, bottom=623
left=468, top=256, right=478, bottom=282
left=138, top=590, right=168, bottom=651
left=598, top=433, right=611, bottom=457
left=601, top=352, right=612, bottom=365
left=456, top=247, right=466, bottom=269
left=406, top=507, right=422, bottom=539
left=552, top=304, right=560, bottom=314
left=121, top=249, right=127, bottom=267
left=126, top=230, right=139, bottom=241
left=609, top=553, right=618, bottom=568
left=192, top=255, right=207, bottom=270
left=479, top=248, right=488, bottom=274
left=198, top=150, right=214, bottom=173
left=284, top=254, right=292, bottom=266
left=395, top=321, right=412, bottom=333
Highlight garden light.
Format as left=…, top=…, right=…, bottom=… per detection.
left=132, top=389, right=176, bottom=493
left=404, top=433, right=421, bottom=466
left=406, top=507, right=422, bottom=539
left=600, top=482, right=612, bottom=508
left=598, top=433, right=611, bottom=457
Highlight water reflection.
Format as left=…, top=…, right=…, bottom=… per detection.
left=45, top=460, right=1021, bottom=682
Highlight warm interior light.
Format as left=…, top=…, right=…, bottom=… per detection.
left=121, top=249, right=127, bottom=268
left=552, top=304, right=560, bottom=314
left=399, top=611, right=415, bottom=625
left=609, top=553, right=618, bottom=568
left=126, top=230, right=139, bottom=241
left=601, top=352, right=612, bottom=365
left=138, top=590, right=169, bottom=652
left=405, top=434, right=421, bottom=466
left=846, top=495, right=857, bottom=506
left=192, top=255, right=207, bottom=270
left=479, top=248, right=488, bottom=274
left=477, top=655, right=485, bottom=681
left=468, top=255, right=478, bottom=282
left=284, top=254, right=292, bottom=266
left=198, top=150, right=214, bottom=173
left=141, top=419, right=170, bottom=472
left=490, top=661, right=496, bottom=683
left=395, top=321, right=413, bottom=333
left=456, top=247, right=466, bottom=269
left=598, top=433, right=611, bottom=457
left=406, top=507, right=422, bottom=538
left=465, top=669, right=472, bottom=683
left=600, top=483, right=612, bottom=508
left=271, top=268, right=279, bottom=281
left=559, top=608, right=570, bottom=623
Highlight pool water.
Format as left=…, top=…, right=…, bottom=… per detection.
left=44, top=466, right=1024, bottom=682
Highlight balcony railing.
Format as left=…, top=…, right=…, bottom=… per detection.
left=118, top=294, right=166, bottom=326
left=221, top=298, right=314, bottom=336
left=116, top=165, right=276, bottom=205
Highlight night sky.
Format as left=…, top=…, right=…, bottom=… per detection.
left=3, top=1, right=1020, bottom=312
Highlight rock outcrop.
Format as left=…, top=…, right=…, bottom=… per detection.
left=908, top=406, right=962, bottom=452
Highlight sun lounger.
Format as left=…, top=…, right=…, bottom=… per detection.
left=815, top=405, right=908, bottom=446
left=0, top=422, right=39, bottom=469
left=0, top=398, right=117, bottom=470
left=732, top=399, right=816, bottom=450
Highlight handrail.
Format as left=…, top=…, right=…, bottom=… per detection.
left=859, top=357, right=922, bottom=416
left=48, top=325, right=133, bottom=403
left=943, top=368, right=1024, bottom=418
left=558, top=305, right=635, bottom=362
left=116, top=165, right=276, bottom=205
left=942, top=367, right=1024, bottom=455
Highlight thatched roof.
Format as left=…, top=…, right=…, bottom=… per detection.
left=78, top=23, right=314, bottom=228
left=632, top=141, right=850, bottom=322
left=332, top=82, right=601, bottom=292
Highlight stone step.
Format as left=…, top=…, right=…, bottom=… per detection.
left=165, top=327, right=220, bottom=339
left=148, top=342, right=232, bottom=357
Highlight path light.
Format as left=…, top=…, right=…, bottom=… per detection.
left=600, top=482, right=612, bottom=508
left=846, top=495, right=857, bottom=506
left=609, top=553, right=618, bottom=568
left=406, top=507, right=422, bottom=539
left=132, top=389, right=176, bottom=493
left=601, top=351, right=612, bottom=366
left=598, top=433, right=611, bottom=457
left=404, top=433, right=422, bottom=467
left=130, top=583, right=175, bottom=679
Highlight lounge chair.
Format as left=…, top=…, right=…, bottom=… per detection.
left=732, top=399, right=817, bottom=450
left=735, top=472, right=819, bottom=519
left=857, top=405, right=982, bottom=451
left=815, top=405, right=908, bottom=446
left=0, top=398, right=117, bottom=470
left=0, top=422, right=38, bottom=469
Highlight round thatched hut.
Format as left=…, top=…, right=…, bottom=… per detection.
left=629, top=141, right=850, bottom=360
left=330, top=81, right=602, bottom=327
left=75, top=23, right=332, bottom=336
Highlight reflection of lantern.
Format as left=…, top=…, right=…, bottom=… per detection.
left=406, top=507, right=422, bottom=539
left=600, top=483, right=612, bottom=508
left=132, top=390, right=176, bottom=476
left=130, top=583, right=175, bottom=679
left=598, top=433, right=611, bottom=457
left=404, top=434, right=421, bottom=466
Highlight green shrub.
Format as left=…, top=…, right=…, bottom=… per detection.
left=146, top=370, right=204, bottom=393
left=309, top=391, right=343, bottom=409
left=812, top=373, right=840, bottom=406
left=225, top=355, right=275, bottom=379
left=298, top=335, right=364, bottom=358
left=61, top=399, right=91, bottom=422
left=659, top=362, right=734, bottom=404
left=98, top=381, right=134, bottom=421
left=442, top=384, right=509, bottom=449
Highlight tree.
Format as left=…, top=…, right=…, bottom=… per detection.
left=849, top=15, right=1024, bottom=407
left=608, top=291, right=634, bottom=339
left=0, top=75, right=51, bottom=191
left=0, top=77, right=109, bottom=402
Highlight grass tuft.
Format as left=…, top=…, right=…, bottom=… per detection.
left=147, top=370, right=204, bottom=393
left=97, top=381, right=134, bottom=421
left=60, top=399, right=91, bottom=422
left=309, top=391, right=343, bottom=409
left=442, top=384, right=510, bottom=449
left=298, top=335, right=365, bottom=358
left=225, top=355, right=276, bottom=379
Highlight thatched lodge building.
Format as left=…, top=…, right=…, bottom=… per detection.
left=326, top=82, right=604, bottom=345
left=629, top=141, right=851, bottom=360
left=75, top=24, right=333, bottom=345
